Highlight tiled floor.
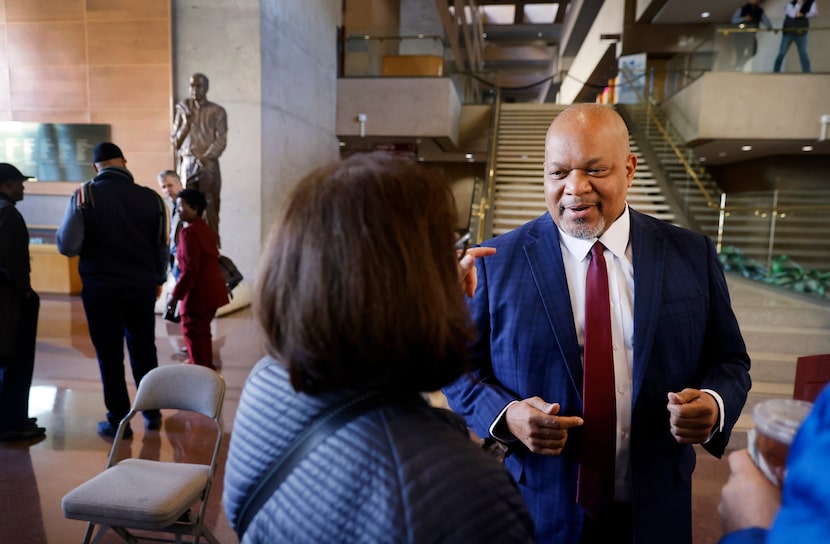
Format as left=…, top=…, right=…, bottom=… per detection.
left=0, top=294, right=259, bottom=544
left=0, top=290, right=778, bottom=544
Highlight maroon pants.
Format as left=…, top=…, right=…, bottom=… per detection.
left=180, top=307, right=217, bottom=370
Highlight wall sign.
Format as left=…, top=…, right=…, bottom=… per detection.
left=0, top=122, right=111, bottom=182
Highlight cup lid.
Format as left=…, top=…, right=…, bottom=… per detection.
left=752, top=398, right=813, bottom=445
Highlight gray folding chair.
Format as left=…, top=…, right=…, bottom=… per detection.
left=62, top=364, right=225, bottom=544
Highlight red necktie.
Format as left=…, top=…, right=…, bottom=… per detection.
left=577, top=241, right=616, bottom=520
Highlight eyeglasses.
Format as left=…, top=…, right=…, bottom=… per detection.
left=455, top=230, right=471, bottom=261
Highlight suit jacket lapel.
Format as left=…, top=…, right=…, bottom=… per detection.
left=630, top=210, right=665, bottom=404
left=524, top=215, right=583, bottom=398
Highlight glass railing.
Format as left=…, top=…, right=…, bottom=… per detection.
left=341, top=31, right=448, bottom=77
left=663, top=24, right=830, bottom=98
left=618, top=67, right=722, bottom=228
left=341, top=31, right=548, bottom=104
left=342, top=24, right=830, bottom=105
left=465, top=175, right=486, bottom=244
left=717, top=190, right=830, bottom=300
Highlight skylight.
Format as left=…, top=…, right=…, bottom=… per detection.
left=524, top=3, right=559, bottom=23
left=449, top=3, right=561, bottom=25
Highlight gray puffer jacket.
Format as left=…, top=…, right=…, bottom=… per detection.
left=223, top=356, right=535, bottom=543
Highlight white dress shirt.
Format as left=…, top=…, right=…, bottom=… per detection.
left=785, top=0, right=818, bottom=19
left=559, top=207, right=634, bottom=500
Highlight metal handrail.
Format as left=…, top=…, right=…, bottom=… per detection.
left=476, top=86, right=503, bottom=243
left=618, top=66, right=830, bottom=217
left=619, top=66, right=719, bottom=211
left=343, top=33, right=446, bottom=43
left=642, top=108, right=830, bottom=214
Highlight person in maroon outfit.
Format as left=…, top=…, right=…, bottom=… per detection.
left=166, top=189, right=228, bottom=370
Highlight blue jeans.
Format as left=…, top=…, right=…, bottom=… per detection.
left=774, top=31, right=810, bottom=72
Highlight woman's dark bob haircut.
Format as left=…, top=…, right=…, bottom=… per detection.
left=177, top=188, right=207, bottom=216
left=256, top=152, right=474, bottom=394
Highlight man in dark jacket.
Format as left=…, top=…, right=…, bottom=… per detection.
left=730, top=0, right=773, bottom=68
left=0, top=163, right=45, bottom=442
left=57, top=142, right=169, bottom=439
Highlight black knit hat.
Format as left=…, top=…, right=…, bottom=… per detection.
left=92, top=142, right=125, bottom=163
left=0, top=163, right=32, bottom=182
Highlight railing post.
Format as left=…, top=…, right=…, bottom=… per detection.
left=766, top=190, right=779, bottom=273
left=648, top=66, right=655, bottom=102
left=478, top=86, right=502, bottom=243
left=717, top=192, right=727, bottom=254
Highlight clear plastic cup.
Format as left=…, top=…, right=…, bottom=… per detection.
left=748, top=398, right=813, bottom=487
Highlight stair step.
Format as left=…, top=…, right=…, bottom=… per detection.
left=735, top=305, right=830, bottom=328
left=741, top=326, right=830, bottom=355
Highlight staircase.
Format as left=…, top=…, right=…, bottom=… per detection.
left=620, top=103, right=830, bottom=273
left=489, top=103, right=676, bottom=237
left=619, top=103, right=722, bottom=239
left=490, top=103, right=562, bottom=236
left=725, top=275, right=830, bottom=448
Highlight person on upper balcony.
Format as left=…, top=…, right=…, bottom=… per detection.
left=730, top=0, right=773, bottom=68
left=773, top=0, right=818, bottom=73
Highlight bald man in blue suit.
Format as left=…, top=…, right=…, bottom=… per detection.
left=444, top=104, right=751, bottom=544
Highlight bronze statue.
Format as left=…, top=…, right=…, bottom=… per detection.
left=171, top=73, right=227, bottom=245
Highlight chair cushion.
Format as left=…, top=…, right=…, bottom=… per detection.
left=62, top=459, right=210, bottom=529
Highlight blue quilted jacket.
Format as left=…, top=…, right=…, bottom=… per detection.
left=223, top=356, right=535, bottom=543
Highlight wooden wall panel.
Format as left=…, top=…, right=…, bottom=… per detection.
left=0, top=0, right=172, bottom=193
left=92, top=109, right=172, bottom=154
left=87, top=21, right=170, bottom=65
left=6, top=23, right=87, bottom=66
left=12, top=110, right=91, bottom=123
left=85, top=0, right=169, bottom=21
left=89, top=66, right=169, bottom=110
left=4, top=0, right=84, bottom=22
left=9, top=65, right=89, bottom=110
left=122, top=151, right=175, bottom=187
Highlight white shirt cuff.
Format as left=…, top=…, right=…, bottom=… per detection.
left=701, top=388, right=725, bottom=443
left=489, top=400, right=519, bottom=443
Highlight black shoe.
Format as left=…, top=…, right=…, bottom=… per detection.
left=0, top=426, right=46, bottom=442
left=97, top=420, right=133, bottom=439
left=145, top=416, right=163, bottom=431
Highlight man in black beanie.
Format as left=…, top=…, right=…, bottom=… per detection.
left=0, top=163, right=45, bottom=441
left=57, top=142, right=169, bottom=439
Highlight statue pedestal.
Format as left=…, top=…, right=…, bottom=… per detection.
left=154, top=278, right=252, bottom=317
left=216, top=282, right=252, bottom=317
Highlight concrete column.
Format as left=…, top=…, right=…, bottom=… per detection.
left=400, top=0, right=444, bottom=56
left=172, top=0, right=340, bottom=282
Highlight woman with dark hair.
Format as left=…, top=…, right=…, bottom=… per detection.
left=223, top=152, right=534, bottom=542
left=166, top=188, right=228, bottom=370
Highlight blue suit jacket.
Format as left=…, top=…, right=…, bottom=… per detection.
left=444, top=209, right=751, bottom=544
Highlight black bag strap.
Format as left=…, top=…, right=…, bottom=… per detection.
left=235, top=390, right=391, bottom=539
